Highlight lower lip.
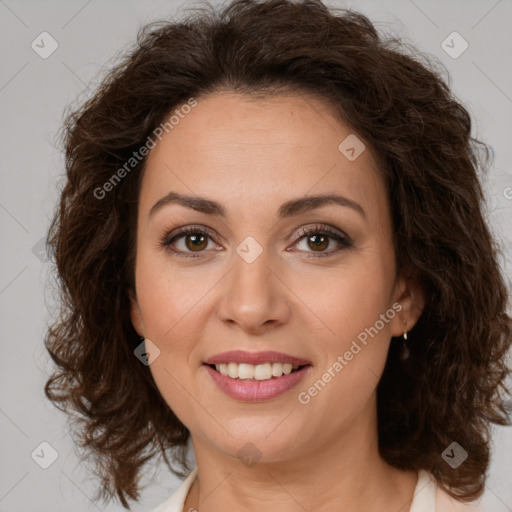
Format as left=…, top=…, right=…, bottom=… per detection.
left=202, top=364, right=312, bottom=402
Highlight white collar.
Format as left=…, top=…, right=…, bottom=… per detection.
left=153, top=467, right=440, bottom=512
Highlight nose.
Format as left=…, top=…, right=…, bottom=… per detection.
left=216, top=248, right=291, bottom=335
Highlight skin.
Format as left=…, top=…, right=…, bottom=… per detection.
left=129, top=91, right=425, bottom=512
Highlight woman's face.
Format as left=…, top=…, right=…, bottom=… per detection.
left=130, top=91, right=423, bottom=466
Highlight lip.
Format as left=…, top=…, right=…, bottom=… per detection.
left=204, top=350, right=311, bottom=366
left=202, top=363, right=312, bottom=402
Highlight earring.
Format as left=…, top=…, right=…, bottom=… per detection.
left=399, top=317, right=410, bottom=361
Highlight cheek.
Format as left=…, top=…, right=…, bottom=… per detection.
left=295, top=249, right=395, bottom=396
left=147, top=356, right=201, bottom=433
left=295, top=252, right=394, bottom=341
left=133, top=250, right=206, bottom=412
left=134, top=246, right=214, bottom=339
left=135, top=250, right=206, bottom=425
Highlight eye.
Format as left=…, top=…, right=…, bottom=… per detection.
left=159, top=225, right=220, bottom=258
left=159, top=223, right=353, bottom=259
left=291, top=224, right=353, bottom=257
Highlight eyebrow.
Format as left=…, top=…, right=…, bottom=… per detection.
left=149, top=191, right=367, bottom=221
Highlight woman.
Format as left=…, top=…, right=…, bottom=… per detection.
left=44, top=1, right=512, bottom=511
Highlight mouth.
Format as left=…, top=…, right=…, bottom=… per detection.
left=202, top=362, right=312, bottom=401
left=204, top=362, right=310, bottom=381
left=202, top=350, right=312, bottom=401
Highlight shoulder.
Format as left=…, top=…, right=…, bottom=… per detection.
left=149, top=467, right=198, bottom=512
left=149, top=467, right=486, bottom=512
left=412, top=470, right=484, bottom=512
left=435, top=485, right=484, bottom=512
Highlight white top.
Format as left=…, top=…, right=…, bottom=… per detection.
left=150, top=467, right=483, bottom=512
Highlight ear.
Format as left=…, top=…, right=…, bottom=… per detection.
left=389, top=270, right=426, bottom=338
left=128, top=288, right=145, bottom=338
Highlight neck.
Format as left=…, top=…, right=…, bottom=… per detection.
left=184, top=394, right=418, bottom=512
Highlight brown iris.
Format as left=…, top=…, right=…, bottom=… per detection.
left=307, top=234, right=329, bottom=252
left=185, top=233, right=208, bottom=251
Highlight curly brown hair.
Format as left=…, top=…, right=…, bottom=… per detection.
left=44, top=0, right=512, bottom=508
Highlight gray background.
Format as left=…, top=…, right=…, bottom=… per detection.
left=1, top=0, right=511, bottom=510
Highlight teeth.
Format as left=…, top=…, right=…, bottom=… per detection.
left=213, top=362, right=300, bottom=380
left=238, top=363, right=254, bottom=380
left=227, top=362, right=238, bottom=378
left=272, top=362, right=283, bottom=376
left=254, top=363, right=271, bottom=380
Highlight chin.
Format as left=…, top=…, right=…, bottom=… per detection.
left=206, top=423, right=303, bottom=465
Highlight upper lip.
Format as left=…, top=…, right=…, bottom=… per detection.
left=204, top=350, right=311, bottom=366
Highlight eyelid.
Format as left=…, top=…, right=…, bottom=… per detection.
left=290, top=224, right=353, bottom=257
left=294, top=223, right=351, bottom=242
left=160, top=223, right=353, bottom=257
left=158, top=224, right=221, bottom=256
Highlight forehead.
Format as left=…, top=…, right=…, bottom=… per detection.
left=139, top=91, right=387, bottom=224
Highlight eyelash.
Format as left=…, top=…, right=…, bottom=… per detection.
left=159, top=224, right=353, bottom=259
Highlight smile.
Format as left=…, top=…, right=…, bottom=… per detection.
left=210, top=362, right=303, bottom=380
left=202, top=363, right=312, bottom=401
